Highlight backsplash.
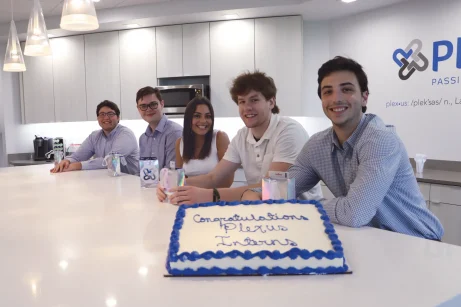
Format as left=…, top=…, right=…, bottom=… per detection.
left=6, top=116, right=332, bottom=154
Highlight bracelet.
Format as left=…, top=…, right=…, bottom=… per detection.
left=240, top=189, right=251, bottom=200
left=213, top=188, right=220, bottom=202
left=240, top=187, right=262, bottom=200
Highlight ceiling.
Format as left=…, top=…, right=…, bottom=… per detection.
left=0, top=0, right=411, bottom=42
left=0, top=0, right=171, bottom=23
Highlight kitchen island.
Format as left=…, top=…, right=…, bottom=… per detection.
left=1, top=165, right=460, bottom=307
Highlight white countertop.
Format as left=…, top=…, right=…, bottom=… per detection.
left=1, top=164, right=461, bottom=307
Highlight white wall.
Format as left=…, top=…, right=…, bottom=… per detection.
left=0, top=42, right=22, bottom=166
left=2, top=69, right=22, bottom=156
left=0, top=46, right=6, bottom=167
left=328, top=0, right=461, bottom=161
left=302, top=21, right=330, bottom=118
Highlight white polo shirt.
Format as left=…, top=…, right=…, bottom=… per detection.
left=223, top=114, right=308, bottom=185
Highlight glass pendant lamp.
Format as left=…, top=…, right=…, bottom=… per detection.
left=24, top=0, right=52, bottom=56
left=60, top=0, right=99, bottom=31
left=3, top=0, right=26, bottom=72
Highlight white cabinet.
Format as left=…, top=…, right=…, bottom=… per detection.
left=156, top=25, right=183, bottom=78
left=84, top=32, right=120, bottom=119
left=429, top=183, right=461, bottom=245
left=210, top=20, right=255, bottom=117
left=119, top=28, right=157, bottom=120
left=18, top=18, right=304, bottom=123
left=429, top=201, right=461, bottom=246
left=51, top=36, right=87, bottom=122
left=21, top=54, right=55, bottom=123
left=429, top=184, right=461, bottom=206
left=183, top=23, right=210, bottom=76
left=255, top=16, right=303, bottom=116
left=418, top=182, right=431, bottom=208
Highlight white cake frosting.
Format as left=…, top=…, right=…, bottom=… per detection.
left=167, top=201, right=347, bottom=275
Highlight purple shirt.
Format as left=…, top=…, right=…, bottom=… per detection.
left=67, top=124, right=139, bottom=175
left=139, top=115, right=183, bottom=169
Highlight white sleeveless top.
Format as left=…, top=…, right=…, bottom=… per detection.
left=180, top=130, right=220, bottom=177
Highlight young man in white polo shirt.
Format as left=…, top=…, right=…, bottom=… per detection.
left=161, top=71, right=321, bottom=204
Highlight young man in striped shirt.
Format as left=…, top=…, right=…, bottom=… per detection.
left=244, top=57, right=443, bottom=240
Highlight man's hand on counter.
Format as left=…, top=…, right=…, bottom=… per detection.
left=50, top=160, right=82, bottom=173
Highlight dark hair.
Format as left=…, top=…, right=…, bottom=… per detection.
left=96, top=100, right=120, bottom=117
left=317, top=56, right=369, bottom=113
left=136, top=86, right=162, bottom=104
left=230, top=71, right=280, bottom=114
left=182, top=96, right=214, bottom=163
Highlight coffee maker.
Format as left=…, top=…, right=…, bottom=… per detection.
left=33, top=136, right=54, bottom=161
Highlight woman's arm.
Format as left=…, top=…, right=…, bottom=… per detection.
left=216, top=131, right=234, bottom=187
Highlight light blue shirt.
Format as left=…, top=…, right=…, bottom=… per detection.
left=139, top=115, right=183, bottom=169
left=67, top=124, right=139, bottom=175
left=289, top=114, right=443, bottom=240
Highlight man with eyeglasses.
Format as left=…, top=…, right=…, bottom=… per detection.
left=50, top=100, right=139, bottom=175
left=136, top=86, right=182, bottom=169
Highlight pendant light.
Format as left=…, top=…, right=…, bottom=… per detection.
left=3, top=0, right=26, bottom=72
left=60, top=0, right=99, bottom=31
left=24, top=0, right=51, bottom=56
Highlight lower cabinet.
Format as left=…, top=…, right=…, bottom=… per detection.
left=418, top=182, right=430, bottom=208
left=429, top=201, right=461, bottom=246
left=428, top=183, right=461, bottom=245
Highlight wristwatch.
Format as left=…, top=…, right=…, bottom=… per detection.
left=212, top=188, right=221, bottom=202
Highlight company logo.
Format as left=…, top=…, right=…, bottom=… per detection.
left=393, top=39, right=429, bottom=81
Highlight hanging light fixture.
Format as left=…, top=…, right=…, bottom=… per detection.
left=24, top=0, right=52, bottom=56
left=60, top=0, right=99, bottom=31
left=3, top=0, right=26, bottom=72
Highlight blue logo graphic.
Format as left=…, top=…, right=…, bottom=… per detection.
left=393, top=39, right=429, bottom=80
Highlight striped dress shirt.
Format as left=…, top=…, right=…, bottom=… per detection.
left=289, top=114, right=443, bottom=240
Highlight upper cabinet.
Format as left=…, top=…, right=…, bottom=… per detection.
left=210, top=20, right=255, bottom=117
left=255, top=16, right=303, bottom=117
left=51, top=36, right=87, bottom=122
left=157, top=23, right=211, bottom=78
left=19, top=16, right=303, bottom=123
left=84, top=32, right=121, bottom=120
left=21, top=53, right=55, bottom=124
left=156, top=25, right=183, bottom=78
left=183, top=23, right=210, bottom=76
left=119, top=28, right=157, bottom=120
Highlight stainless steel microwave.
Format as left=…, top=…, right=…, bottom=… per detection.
left=156, top=84, right=209, bottom=116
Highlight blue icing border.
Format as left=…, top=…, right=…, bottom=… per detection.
left=166, top=199, right=348, bottom=275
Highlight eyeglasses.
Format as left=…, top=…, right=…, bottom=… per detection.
left=98, top=112, right=117, bottom=118
left=137, top=102, right=159, bottom=111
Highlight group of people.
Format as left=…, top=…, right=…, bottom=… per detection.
left=50, top=56, right=444, bottom=241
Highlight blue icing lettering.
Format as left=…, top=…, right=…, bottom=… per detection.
left=238, top=223, right=289, bottom=234
left=216, top=236, right=232, bottom=247
left=221, top=222, right=237, bottom=234
left=194, top=212, right=309, bottom=226
left=216, top=236, right=298, bottom=248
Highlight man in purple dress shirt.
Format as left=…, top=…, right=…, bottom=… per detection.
left=136, top=86, right=182, bottom=169
left=50, top=100, right=139, bottom=175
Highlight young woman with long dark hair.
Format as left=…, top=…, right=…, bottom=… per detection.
left=176, top=96, right=231, bottom=178
left=157, top=96, right=233, bottom=202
